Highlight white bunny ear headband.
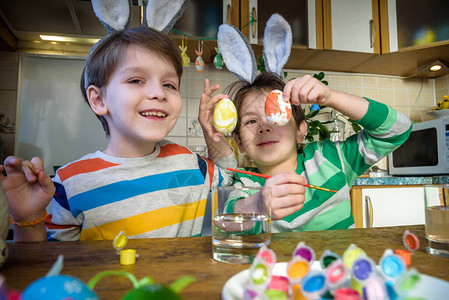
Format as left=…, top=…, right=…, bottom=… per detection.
left=217, top=13, right=292, bottom=82
left=84, top=0, right=188, bottom=89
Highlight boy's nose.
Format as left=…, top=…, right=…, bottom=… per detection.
left=147, top=83, right=166, bottom=101
left=258, top=127, right=271, bottom=134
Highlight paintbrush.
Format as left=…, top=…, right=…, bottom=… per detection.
left=226, top=167, right=338, bottom=193
left=27, top=164, right=38, bottom=175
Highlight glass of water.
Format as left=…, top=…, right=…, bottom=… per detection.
left=211, top=185, right=271, bottom=264
left=424, top=184, right=449, bottom=258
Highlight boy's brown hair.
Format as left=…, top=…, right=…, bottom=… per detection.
left=225, top=72, right=305, bottom=136
left=80, top=26, right=183, bottom=136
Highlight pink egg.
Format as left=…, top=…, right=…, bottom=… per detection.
left=265, top=90, right=292, bottom=126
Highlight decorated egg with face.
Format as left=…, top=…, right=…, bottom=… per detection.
left=265, top=90, right=292, bottom=126
left=213, top=98, right=237, bottom=135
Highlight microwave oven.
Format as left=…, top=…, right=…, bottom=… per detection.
left=388, top=117, right=449, bottom=176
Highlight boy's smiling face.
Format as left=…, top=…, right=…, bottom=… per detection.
left=236, top=91, right=306, bottom=174
left=96, top=45, right=182, bottom=157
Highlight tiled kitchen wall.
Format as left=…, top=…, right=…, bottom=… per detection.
left=175, top=63, right=437, bottom=149
left=435, top=74, right=449, bottom=102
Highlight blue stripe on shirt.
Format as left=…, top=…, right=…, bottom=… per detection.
left=68, top=169, right=205, bottom=218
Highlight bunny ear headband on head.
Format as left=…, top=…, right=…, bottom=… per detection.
left=84, top=0, right=189, bottom=89
left=217, top=13, right=292, bottom=83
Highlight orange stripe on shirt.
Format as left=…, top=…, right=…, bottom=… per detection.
left=158, top=143, right=192, bottom=157
left=57, top=158, right=120, bottom=182
left=45, top=214, right=79, bottom=230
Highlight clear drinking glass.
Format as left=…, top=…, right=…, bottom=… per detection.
left=211, top=186, right=271, bottom=264
left=424, top=184, right=449, bottom=258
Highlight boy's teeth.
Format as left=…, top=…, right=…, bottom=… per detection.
left=141, top=111, right=166, bottom=117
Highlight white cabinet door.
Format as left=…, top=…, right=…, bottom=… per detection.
left=361, top=187, right=425, bottom=228
left=330, top=0, right=375, bottom=53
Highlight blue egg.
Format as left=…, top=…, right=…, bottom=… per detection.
left=22, top=275, right=98, bottom=300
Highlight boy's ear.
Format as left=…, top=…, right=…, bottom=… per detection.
left=233, top=133, right=246, bottom=153
left=87, top=85, right=108, bottom=116
left=296, top=120, right=307, bottom=143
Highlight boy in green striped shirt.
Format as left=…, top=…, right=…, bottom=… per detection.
left=225, top=72, right=412, bottom=231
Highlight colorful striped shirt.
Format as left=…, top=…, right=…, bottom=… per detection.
left=230, top=99, right=412, bottom=232
left=45, top=140, right=235, bottom=241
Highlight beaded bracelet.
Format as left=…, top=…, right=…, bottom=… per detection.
left=10, top=211, right=47, bottom=227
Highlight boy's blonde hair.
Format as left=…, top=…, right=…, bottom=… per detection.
left=226, top=72, right=305, bottom=136
left=80, top=26, right=183, bottom=136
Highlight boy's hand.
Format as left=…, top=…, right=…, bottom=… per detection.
left=283, top=75, right=333, bottom=107
left=198, top=79, right=230, bottom=142
left=198, top=79, right=233, bottom=158
left=264, top=171, right=307, bottom=220
left=0, top=156, right=54, bottom=223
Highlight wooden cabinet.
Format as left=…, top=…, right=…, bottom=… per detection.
left=350, top=185, right=442, bottom=228
left=171, top=0, right=449, bottom=77
left=239, top=0, right=315, bottom=48
left=381, top=0, right=449, bottom=53
left=322, top=0, right=380, bottom=53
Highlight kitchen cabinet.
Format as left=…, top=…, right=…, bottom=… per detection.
left=350, top=185, right=442, bottom=228
left=322, top=0, right=380, bottom=53
left=239, top=0, right=316, bottom=48
left=239, top=0, right=378, bottom=52
left=382, top=0, right=449, bottom=53
left=171, top=0, right=449, bottom=77
left=351, top=186, right=423, bottom=228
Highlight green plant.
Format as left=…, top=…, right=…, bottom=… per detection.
left=304, top=72, right=362, bottom=142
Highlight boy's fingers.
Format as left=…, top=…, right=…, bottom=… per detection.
left=38, top=172, right=56, bottom=196
left=3, top=156, right=22, bottom=175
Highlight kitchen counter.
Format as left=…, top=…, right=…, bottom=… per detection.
left=353, top=175, right=449, bottom=186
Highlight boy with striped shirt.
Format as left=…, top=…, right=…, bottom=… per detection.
left=1, top=27, right=235, bottom=241
left=226, top=72, right=411, bottom=231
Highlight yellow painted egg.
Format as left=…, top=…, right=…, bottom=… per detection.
left=265, top=90, right=292, bottom=126
left=213, top=98, right=237, bottom=134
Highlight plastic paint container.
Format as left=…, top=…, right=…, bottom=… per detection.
left=393, top=249, right=411, bottom=267
left=334, top=287, right=361, bottom=300
left=351, top=256, right=376, bottom=282
left=256, top=245, right=277, bottom=268
left=287, top=257, right=310, bottom=284
left=343, top=244, right=366, bottom=269
left=379, top=249, right=406, bottom=281
left=292, top=242, right=316, bottom=265
left=267, top=275, right=289, bottom=295
left=403, top=230, right=420, bottom=253
left=325, top=259, right=350, bottom=293
left=394, top=268, right=421, bottom=295
left=362, top=275, right=388, bottom=300
left=249, top=258, right=272, bottom=290
left=300, top=270, right=328, bottom=299
left=320, top=249, right=341, bottom=269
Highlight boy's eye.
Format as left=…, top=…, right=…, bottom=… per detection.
left=129, top=79, right=143, bottom=84
left=244, top=119, right=257, bottom=126
left=164, top=83, right=178, bottom=90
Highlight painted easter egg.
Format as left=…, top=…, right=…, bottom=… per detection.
left=265, top=90, right=292, bottom=126
left=22, top=275, right=98, bottom=300
left=213, top=98, right=237, bottom=135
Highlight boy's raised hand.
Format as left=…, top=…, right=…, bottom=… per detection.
left=283, top=75, right=333, bottom=107
left=0, top=156, right=54, bottom=225
left=264, top=171, right=307, bottom=220
left=198, top=79, right=233, bottom=158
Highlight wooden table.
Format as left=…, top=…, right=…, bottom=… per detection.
left=2, top=225, right=448, bottom=299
